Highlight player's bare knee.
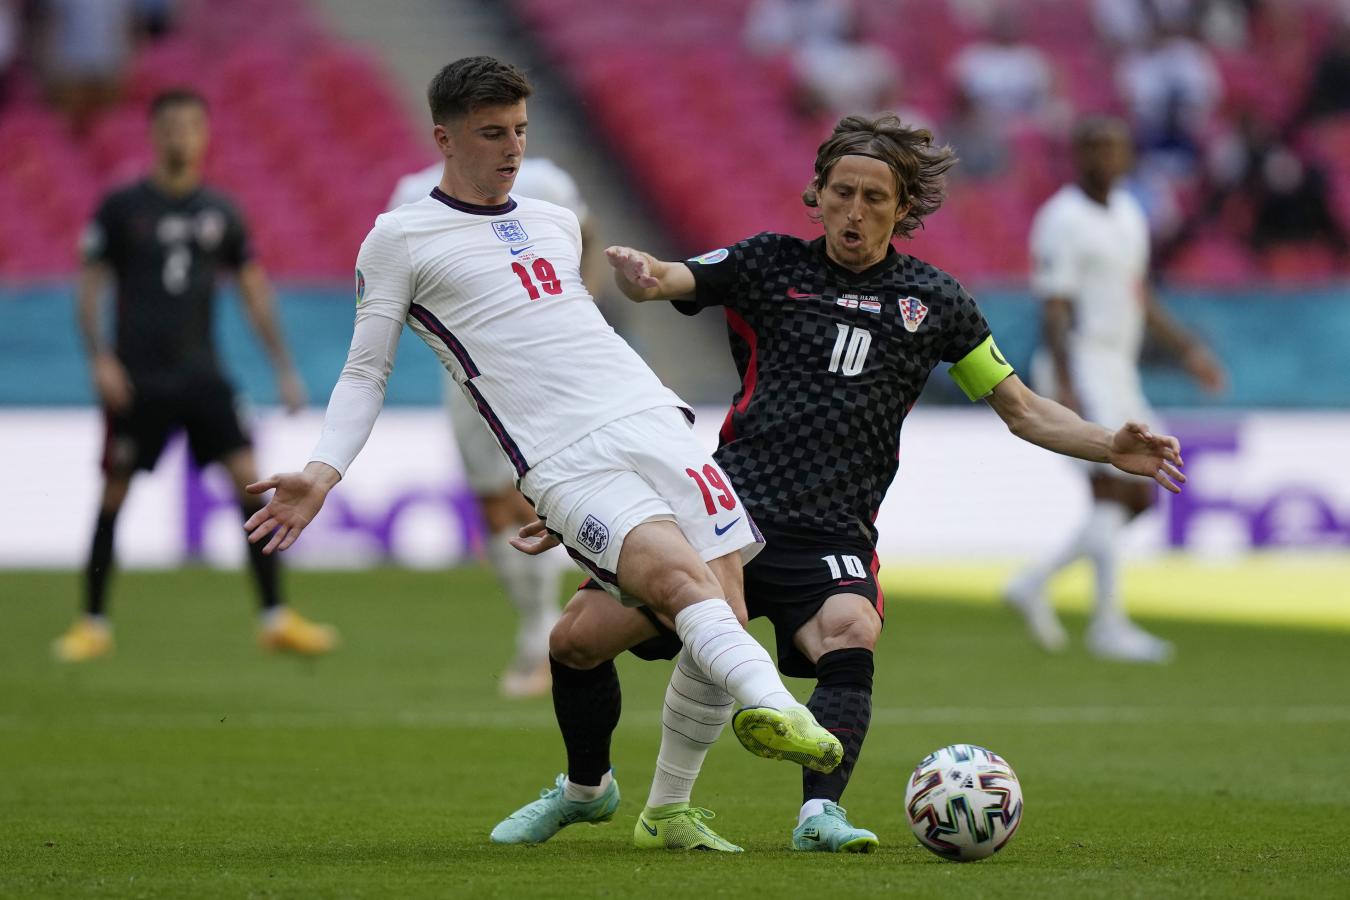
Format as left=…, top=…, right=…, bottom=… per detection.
left=819, top=615, right=880, bottom=654
left=644, top=564, right=723, bottom=617
left=478, top=493, right=517, bottom=533
left=100, top=472, right=133, bottom=512
left=547, top=617, right=605, bottom=670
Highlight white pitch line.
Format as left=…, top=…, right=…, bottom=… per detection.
left=2, top=706, right=1349, bottom=732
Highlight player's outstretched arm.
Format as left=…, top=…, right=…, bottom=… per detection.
left=986, top=375, right=1186, bottom=493
left=239, top=261, right=306, bottom=413
left=76, top=261, right=134, bottom=414
left=1144, top=292, right=1227, bottom=394
left=606, top=246, right=696, bottom=302
left=244, top=462, right=341, bottom=554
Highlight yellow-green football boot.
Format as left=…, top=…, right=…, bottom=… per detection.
left=732, top=705, right=843, bottom=773
left=634, top=803, right=743, bottom=852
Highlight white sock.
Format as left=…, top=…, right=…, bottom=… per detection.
left=563, top=769, right=613, bottom=801
left=1082, top=501, right=1129, bottom=623
left=798, top=798, right=828, bottom=825
left=646, top=651, right=733, bottom=808
left=485, top=528, right=560, bottom=668
left=673, top=599, right=797, bottom=710
left=261, top=607, right=286, bottom=629
left=1012, top=510, right=1097, bottom=597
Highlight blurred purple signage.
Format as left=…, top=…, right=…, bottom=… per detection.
left=1168, top=423, right=1349, bottom=548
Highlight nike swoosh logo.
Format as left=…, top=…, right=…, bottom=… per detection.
left=786, top=287, right=821, bottom=300
left=640, top=818, right=658, bottom=836
left=509, top=245, right=535, bottom=255
left=836, top=579, right=867, bottom=587
left=713, top=517, right=742, bottom=536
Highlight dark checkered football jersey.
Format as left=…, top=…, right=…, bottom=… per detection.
left=678, top=233, right=997, bottom=544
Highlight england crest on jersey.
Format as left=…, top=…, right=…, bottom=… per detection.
left=492, top=219, right=529, bottom=243
left=898, top=296, right=929, bottom=333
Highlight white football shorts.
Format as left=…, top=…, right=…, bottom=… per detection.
left=519, top=405, right=764, bottom=603
left=445, top=373, right=517, bottom=495
left=1030, top=346, right=1159, bottom=481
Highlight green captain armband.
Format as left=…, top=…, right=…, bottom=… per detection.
left=948, top=334, right=1015, bottom=401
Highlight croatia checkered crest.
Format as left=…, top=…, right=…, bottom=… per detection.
left=903, top=744, right=1023, bottom=861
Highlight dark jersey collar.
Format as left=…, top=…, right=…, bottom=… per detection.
left=140, top=177, right=203, bottom=205
left=811, top=236, right=901, bottom=284
left=431, top=187, right=518, bottom=216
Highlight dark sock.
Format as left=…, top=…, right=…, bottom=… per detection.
left=803, top=647, right=874, bottom=805
left=242, top=499, right=281, bottom=611
left=85, top=510, right=118, bottom=617
left=550, top=656, right=621, bottom=786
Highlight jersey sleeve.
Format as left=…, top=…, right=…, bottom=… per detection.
left=79, top=196, right=118, bottom=266
left=220, top=201, right=254, bottom=269
left=674, top=232, right=779, bottom=316
left=1029, top=203, right=1078, bottom=299
left=353, top=215, right=415, bottom=324
left=308, top=215, right=413, bottom=476
left=308, top=313, right=403, bottom=477
left=942, top=284, right=1014, bottom=401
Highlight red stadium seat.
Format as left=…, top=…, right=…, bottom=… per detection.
left=0, top=3, right=421, bottom=279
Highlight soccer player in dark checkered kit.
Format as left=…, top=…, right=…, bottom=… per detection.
left=497, top=114, right=1188, bottom=852
left=53, top=89, right=336, bottom=662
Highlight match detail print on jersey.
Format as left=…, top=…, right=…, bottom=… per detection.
left=948, top=335, right=1015, bottom=401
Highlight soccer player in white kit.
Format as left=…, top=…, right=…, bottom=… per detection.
left=1006, top=117, right=1225, bottom=662
left=243, top=56, right=843, bottom=793
left=386, top=158, right=602, bottom=698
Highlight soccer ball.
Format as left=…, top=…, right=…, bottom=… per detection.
left=903, top=744, right=1023, bottom=861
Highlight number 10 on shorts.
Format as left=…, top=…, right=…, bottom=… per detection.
left=822, top=554, right=866, bottom=579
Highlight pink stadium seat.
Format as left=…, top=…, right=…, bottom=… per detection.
left=505, top=0, right=1350, bottom=283
left=0, top=4, right=423, bottom=278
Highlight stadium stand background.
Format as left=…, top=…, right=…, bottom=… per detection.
left=0, top=0, right=1346, bottom=408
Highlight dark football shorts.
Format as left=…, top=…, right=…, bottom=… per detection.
left=579, top=524, right=885, bottom=679
left=102, top=372, right=252, bottom=474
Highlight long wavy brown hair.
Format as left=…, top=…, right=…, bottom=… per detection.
left=802, top=114, right=957, bottom=238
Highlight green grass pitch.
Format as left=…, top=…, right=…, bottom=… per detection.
left=1, top=566, right=1347, bottom=898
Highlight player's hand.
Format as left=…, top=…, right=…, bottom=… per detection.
left=605, top=246, right=659, bottom=290
left=243, top=466, right=334, bottom=554
left=93, top=353, right=133, bottom=414
left=277, top=368, right=307, bottom=415
left=1184, top=346, right=1227, bottom=395
left=1107, top=422, right=1186, bottom=493
left=509, top=519, right=561, bottom=555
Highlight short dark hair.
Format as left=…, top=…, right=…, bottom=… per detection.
left=1072, top=114, right=1131, bottom=147
left=149, top=88, right=208, bottom=119
left=427, top=56, right=532, bottom=124
left=803, top=114, right=957, bottom=238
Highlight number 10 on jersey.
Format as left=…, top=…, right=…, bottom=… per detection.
left=828, top=325, right=871, bottom=376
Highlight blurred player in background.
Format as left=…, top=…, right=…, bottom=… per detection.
left=244, top=57, right=844, bottom=794
left=1006, top=116, right=1226, bottom=663
left=53, top=88, right=337, bottom=662
left=386, top=157, right=604, bottom=698
left=497, top=114, right=1187, bottom=853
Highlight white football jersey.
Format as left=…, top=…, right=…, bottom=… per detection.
left=387, top=158, right=589, bottom=221
left=1029, top=184, right=1150, bottom=363
left=352, top=190, right=684, bottom=475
